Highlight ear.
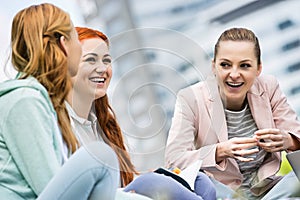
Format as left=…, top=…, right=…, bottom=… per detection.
left=212, top=59, right=216, bottom=75
left=256, top=64, right=262, bottom=76
left=59, top=36, right=68, bottom=56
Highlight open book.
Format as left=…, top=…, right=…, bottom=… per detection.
left=154, top=160, right=202, bottom=192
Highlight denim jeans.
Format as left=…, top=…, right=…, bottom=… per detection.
left=261, top=171, right=299, bottom=200
left=38, top=141, right=119, bottom=200
left=124, top=172, right=216, bottom=200
left=210, top=171, right=300, bottom=200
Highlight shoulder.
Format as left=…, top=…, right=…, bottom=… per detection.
left=0, top=79, right=55, bottom=120
left=256, top=75, right=278, bottom=86
left=175, top=81, right=211, bottom=112
left=0, top=78, right=48, bottom=99
left=4, top=87, right=51, bottom=108
left=178, top=78, right=215, bottom=102
left=250, top=75, right=279, bottom=95
left=178, top=81, right=207, bottom=98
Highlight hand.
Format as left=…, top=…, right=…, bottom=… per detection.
left=254, top=128, right=293, bottom=152
left=216, top=137, right=259, bottom=162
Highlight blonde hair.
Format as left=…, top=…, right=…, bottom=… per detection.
left=214, top=27, right=261, bottom=65
left=11, top=3, right=78, bottom=152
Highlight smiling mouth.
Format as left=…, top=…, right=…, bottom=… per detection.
left=226, top=82, right=244, bottom=88
left=89, top=77, right=106, bottom=83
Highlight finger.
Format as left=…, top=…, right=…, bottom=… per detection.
left=255, top=134, right=271, bottom=142
left=255, top=128, right=280, bottom=136
left=233, top=148, right=259, bottom=157
left=272, top=146, right=284, bottom=152
left=261, top=146, right=283, bottom=153
left=234, top=155, right=254, bottom=162
left=258, top=140, right=284, bottom=151
left=257, top=139, right=283, bottom=148
left=232, top=137, right=257, bottom=144
left=255, top=134, right=282, bottom=142
left=234, top=142, right=258, bottom=150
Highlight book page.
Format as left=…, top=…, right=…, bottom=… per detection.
left=178, top=160, right=203, bottom=190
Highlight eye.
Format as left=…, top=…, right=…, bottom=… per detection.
left=103, top=58, right=112, bottom=64
left=240, top=63, right=251, bottom=68
left=84, top=57, right=96, bottom=63
left=220, top=62, right=231, bottom=68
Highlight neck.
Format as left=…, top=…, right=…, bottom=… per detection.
left=223, top=98, right=246, bottom=111
left=67, top=89, right=93, bottom=119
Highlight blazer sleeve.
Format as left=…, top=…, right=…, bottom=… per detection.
left=267, top=76, right=300, bottom=143
left=2, top=91, right=61, bottom=196
left=165, top=88, right=218, bottom=170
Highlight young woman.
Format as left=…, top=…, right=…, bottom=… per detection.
left=66, top=26, right=216, bottom=200
left=165, top=27, right=300, bottom=199
left=0, top=3, right=119, bottom=199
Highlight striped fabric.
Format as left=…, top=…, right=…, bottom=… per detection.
left=225, top=103, right=267, bottom=199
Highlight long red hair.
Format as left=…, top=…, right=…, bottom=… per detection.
left=75, top=27, right=137, bottom=186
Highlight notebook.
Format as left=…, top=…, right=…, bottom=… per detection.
left=154, top=160, right=202, bottom=191
left=286, top=150, right=300, bottom=181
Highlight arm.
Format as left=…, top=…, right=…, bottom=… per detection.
left=3, top=91, right=61, bottom=195
left=255, top=76, right=300, bottom=152
left=165, top=89, right=218, bottom=170
left=166, top=85, right=259, bottom=171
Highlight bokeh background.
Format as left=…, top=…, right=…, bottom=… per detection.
left=1, top=0, right=300, bottom=172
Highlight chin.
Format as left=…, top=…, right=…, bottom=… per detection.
left=95, top=93, right=106, bottom=100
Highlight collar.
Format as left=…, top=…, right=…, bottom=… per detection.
left=248, top=76, right=265, bottom=96
left=65, top=101, right=97, bottom=126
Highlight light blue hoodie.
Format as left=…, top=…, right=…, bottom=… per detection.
left=0, top=77, right=63, bottom=199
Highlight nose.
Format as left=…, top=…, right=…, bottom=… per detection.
left=95, top=64, right=108, bottom=74
left=229, top=67, right=240, bottom=79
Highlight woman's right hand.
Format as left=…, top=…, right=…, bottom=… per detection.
left=216, top=137, right=259, bottom=163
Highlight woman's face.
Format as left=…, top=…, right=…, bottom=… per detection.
left=212, top=41, right=262, bottom=110
left=71, top=37, right=112, bottom=100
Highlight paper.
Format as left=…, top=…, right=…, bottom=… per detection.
left=177, top=160, right=203, bottom=190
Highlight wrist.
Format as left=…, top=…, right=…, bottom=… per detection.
left=288, top=133, right=300, bottom=151
left=216, top=143, right=226, bottom=162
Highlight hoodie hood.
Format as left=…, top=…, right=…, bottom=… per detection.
left=0, top=76, right=49, bottom=99
left=0, top=76, right=55, bottom=116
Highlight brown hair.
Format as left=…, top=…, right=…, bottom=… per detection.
left=214, top=27, right=261, bottom=65
left=76, top=27, right=137, bottom=186
left=11, top=3, right=78, bottom=152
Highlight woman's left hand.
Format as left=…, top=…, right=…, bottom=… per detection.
left=254, top=128, right=293, bottom=152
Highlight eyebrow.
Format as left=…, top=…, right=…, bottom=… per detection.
left=83, top=53, right=98, bottom=58
left=219, top=58, right=252, bottom=62
left=103, top=54, right=111, bottom=58
left=83, top=53, right=111, bottom=58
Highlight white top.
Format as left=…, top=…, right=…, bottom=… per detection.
left=65, top=102, right=102, bottom=148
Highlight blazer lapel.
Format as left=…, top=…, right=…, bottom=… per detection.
left=247, top=80, right=275, bottom=129
left=206, top=76, right=228, bottom=142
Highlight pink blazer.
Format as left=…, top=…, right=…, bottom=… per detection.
left=165, top=75, right=300, bottom=195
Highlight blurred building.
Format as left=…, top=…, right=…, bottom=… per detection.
left=76, top=0, right=300, bottom=171
left=183, top=0, right=300, bottom=114
left=0, top=0, right=85, bottom=81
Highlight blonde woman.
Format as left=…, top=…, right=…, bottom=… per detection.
left=166, top=27, right=300, bottom=199
left=0, top=3, right=119, bottom=200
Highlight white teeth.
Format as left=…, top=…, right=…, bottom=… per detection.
left=227, top=82, right=243, bottom=87
left=90, top=77, right=105, bottom=83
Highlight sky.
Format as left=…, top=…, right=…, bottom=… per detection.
left=0, top=0, right=84, bottom=81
